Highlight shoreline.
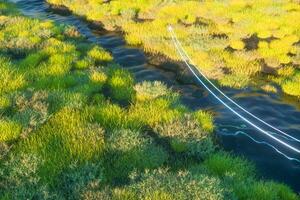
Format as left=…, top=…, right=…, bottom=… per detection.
left=46, top=2, right=300, bottom=105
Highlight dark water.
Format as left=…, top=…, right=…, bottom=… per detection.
left=12, top=0, right=300, bottom=192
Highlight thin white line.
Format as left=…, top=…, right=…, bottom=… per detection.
left=167, top=26, right=300, bottom=154
left=218, top=124, right=299, bottom=142
left=218, top=130, right=300, bottom=163
left=168, top=25, right=300, bottom=143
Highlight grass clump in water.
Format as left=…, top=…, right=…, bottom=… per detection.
left=203, top=152, right=299, bottom=200
left=87, top=46, right=113, bottom=64
left=233, top=180, right=299, bottom=200
left=134, top=81, right=171, bottom=102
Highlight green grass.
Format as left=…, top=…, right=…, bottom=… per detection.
left=106, top=67, right=135, bottom=105
left=120, top=167, right=233, bottom=200
left=0, top=1, right=299, bottom=199
left=128, top=97, right=186, bottom=128
left=203, top=152, right=255, bottom=179
left=0, top=153, right=53, bottom=199
left=91, top=102, right=141, bottom=131
left=154, top=114, right=215, bottom=159
left=19, top=51, right=48, bottom=69
left=74, top=57, right=92, bottom=70
left=103, top=129, right=168, bottom=181
left=194, top=110, right=215, bottom=133
left=282, top=71, right=300, bottom=98
left=202, top=152, right=299, bottom=200
left=0, top=118, right=22, bottom=142
left=87, top=46, right=113, bottom=63
left=0, top=56, right=25, bottom=94
left=18, top=107, right=105, bottom=184
left=134, top=81, right=171, bottom=102
left=0, top=94, right=11, bottom=112
left=0, top=17, right=59, bottom=56
left=0, top=1, right=19, bottom=15
left=233, top=180, right=299, bottom=200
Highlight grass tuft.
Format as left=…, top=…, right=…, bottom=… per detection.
left=0, top=56, right=25, bottom=94
left=106, top=67, right=135, bottom=105
left=154, top=114, right=215, bottom=158
left=134, top=81, right=171, bottom=102
left=103, top=129, right=168, bottom=181
left=204, top=152, right=255, bottom=179
left=19, top=107, right=105, bottom=183
left=0, top=118, right=22, bottom=142
left=87, top=46, right=113, bottom=63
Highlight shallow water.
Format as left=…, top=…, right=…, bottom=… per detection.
left=12, top=0, right=300, bottom=192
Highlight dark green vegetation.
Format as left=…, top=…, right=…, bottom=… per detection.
left=47, top=0, right=300, bottom=98
left=0, top=1, right=299, bottom=199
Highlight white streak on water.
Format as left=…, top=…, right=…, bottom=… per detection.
left=217, top=130, right=300, bottom=163
left=167, top=25, right=300, bottom=143
left=168, top=25, right=300, bottom=158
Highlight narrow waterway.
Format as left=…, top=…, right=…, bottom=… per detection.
left=12, top=0, right=300, bottom=192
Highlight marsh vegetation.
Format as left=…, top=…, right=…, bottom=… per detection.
left=47, top=0, right=300, bottom=98
left=0, top=1, right=299, bottom=199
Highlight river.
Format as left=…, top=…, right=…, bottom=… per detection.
left=11, top=0, right=300, bottom=192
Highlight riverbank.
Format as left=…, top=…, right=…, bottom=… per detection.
left=0, top=1, right=299, bottom=199
left=45, top=3, right=198, bottom=87
left=46, top=0, right=300, bottom=99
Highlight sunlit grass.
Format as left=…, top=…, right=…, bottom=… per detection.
left=0, top=17, right=57, bottom=55
left=0, top=94, right=11, bottom=112
left=106, top=67, right=135, bottom=105
left=0, top=118, right=22, bottom=142
left=282, top=72, right=300, bottom=98
left=194, top=110, right=214, bottom=133
left=154, top=114, right=215, bottom=158
left=128, top=97, right=186, bottom=128
left=0, top=56, right=25, bottom=94
left=87, top=46, right=113, bottom=63
left=0, top=1, right=299, bottom=199
left=18, top=107, right=105, bottom=184
left=134, top=81, right=171, bottom=102
left=91, top=102, right=141, bottom=131
left=46, top=0, right=300, bottom=98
